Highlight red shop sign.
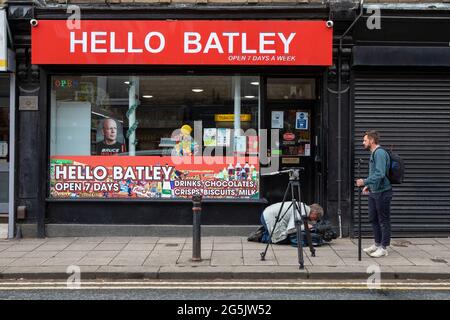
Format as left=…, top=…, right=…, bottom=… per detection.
left=283, top=133, right=296, bottom=141
left=31, top=20, right=333, bottom=66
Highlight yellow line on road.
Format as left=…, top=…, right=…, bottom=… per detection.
left=0, top=281, right=450, bottom=291
left=0, top=286, right=449, bottom=291
left=1, top=281, right=450, bottom=286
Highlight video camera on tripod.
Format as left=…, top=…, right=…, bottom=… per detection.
left=260, top=167, right=305, bottom=181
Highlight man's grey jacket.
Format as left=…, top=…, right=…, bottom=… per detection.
left=263, top=202, right=311, bottom=244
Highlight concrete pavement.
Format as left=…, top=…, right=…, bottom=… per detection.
left=1, top=236, right=450, bottom=280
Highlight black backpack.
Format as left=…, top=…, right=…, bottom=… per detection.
left=376, top=147, right=405, bottom=184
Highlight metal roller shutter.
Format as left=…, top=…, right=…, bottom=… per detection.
left=353, top=72, right=450, bottom=236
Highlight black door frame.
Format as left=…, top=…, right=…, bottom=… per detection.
left=260, top=74, right=325, bottom=206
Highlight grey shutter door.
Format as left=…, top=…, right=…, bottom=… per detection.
left=353, top=72, right=450, bottom=236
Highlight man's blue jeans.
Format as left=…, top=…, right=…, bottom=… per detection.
left=368, top=189, right=393, bottom=248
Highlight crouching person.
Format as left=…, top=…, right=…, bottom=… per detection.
left=260, top=202, right=324, bottom=244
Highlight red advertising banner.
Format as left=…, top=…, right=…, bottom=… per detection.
left=50, top=156, right=259, bottom=199
left=32, top=20, right=333, bottom=66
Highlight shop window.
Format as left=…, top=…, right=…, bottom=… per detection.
left=49, top=75, right=260, bottom=200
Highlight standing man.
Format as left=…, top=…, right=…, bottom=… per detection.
left=356, top=130, right=393, bottom=258
left=96, top=118, right=126, bottom=156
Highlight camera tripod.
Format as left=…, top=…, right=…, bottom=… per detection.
left=260, top=168, right=316, bottom=270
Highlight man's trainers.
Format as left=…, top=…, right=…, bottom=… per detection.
left=370, top=247, right=388, bottom=258
left=363, top=244, right=379, bottom=254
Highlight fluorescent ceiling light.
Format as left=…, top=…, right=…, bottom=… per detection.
left=142, top=95, right=153, bottom=98
left=124, top=81, right=130, bottom=85
left=192, top=89, right=204, bottom=93
left=244, top=95, right=256, bottom=99
left=251, top=82, right=260, bottom=86
left=91, top=111, right=123, bottom=123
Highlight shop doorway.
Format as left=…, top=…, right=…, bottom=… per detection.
left=262, top=77, right=321, bottom=206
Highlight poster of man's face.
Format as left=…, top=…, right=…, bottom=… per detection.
left=95, top=118, right=126, bottom=155
left=97, top=118, right=125, bottom=144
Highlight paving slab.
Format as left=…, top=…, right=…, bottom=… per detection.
left=270, top=245, right=298, bottom=251
left=180, top=250, right=213, bottom=258
left=416, top=244, right=449, bottom=251
left=122, top=243, right=156, bottom=251
left=93, top=243, right=127, bottom=251
left=0, top=244, right=13, bottom=252
left=399, top=238, right=440, bottom=245
left=113, top=250, right=152, bottom=258
left=241, top=242, right=269, bottom=250
left=211, top=250, right=244, bottom=266
left=5, top=244, right=43, bottom=252
left=185, top=237, right=215, bottom=244
left=213, top=237, right=242, bottom=243
left=77, top=257, right=114, bottom=266
left=109, top=252, right=151, bottom=266
left=35, top=243, right=71, bottom=251
left=183, top=243, right=213, bottom=250
left=55, top=251, right=88, bottom=259
left=310, top=256, right=346, bottom=266
left=407, top=257, right=448, bottom=266
left=41, top=258, right=83, bottom=267
left=128, top=237, right=160, bottom=244
left=243, top=250, right=278, bottom=266
left=0, top=251, right=28, bottom=259
left=64, top=243, right=100, bottom=251
left=392, top=249, right=432, bottom=258
left=9, top=257, right=49, bottom=267
left=342, top=258, right=380, bottom=267
left=376, top=257, right=414, bottom=266
left=12, top=240, right=47, bottom=246
left=273, top=252, right=312, bottom=267
left=102, top=237, right=133, bottom=244
left=143, top=251, right=182, bottom=266
left=213, top=243, right=243, bottom=250
left=0, top=258, right=16, bottom=267
left=84, top=251, right=119, bottom=259
left=335, top=250, right=360, bottom=258
left=157, top=237, right=187, bottom=244
left=176, top=253, right=212, bottom=266
left=22, top=251, right=59, bottom=259
left=109, top=258, right=147, bottom=266
left=423, top=250, right=450, bottom=259
left=435, top=238, right=450, bottom=246
left=71, top=237, right=105, bottom=243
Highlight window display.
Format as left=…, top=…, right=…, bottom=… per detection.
left=49, top=74, right=260, bottom=200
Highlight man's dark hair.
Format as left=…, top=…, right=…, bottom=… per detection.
left=364, top=130, right=380, bottom=144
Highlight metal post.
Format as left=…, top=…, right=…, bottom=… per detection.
left=357, top=159, right=363, bottom=261
left=192, top=195, right=202, bottom=262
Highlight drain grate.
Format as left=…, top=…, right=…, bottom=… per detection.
left=165, top=243, right=180, bottom=247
